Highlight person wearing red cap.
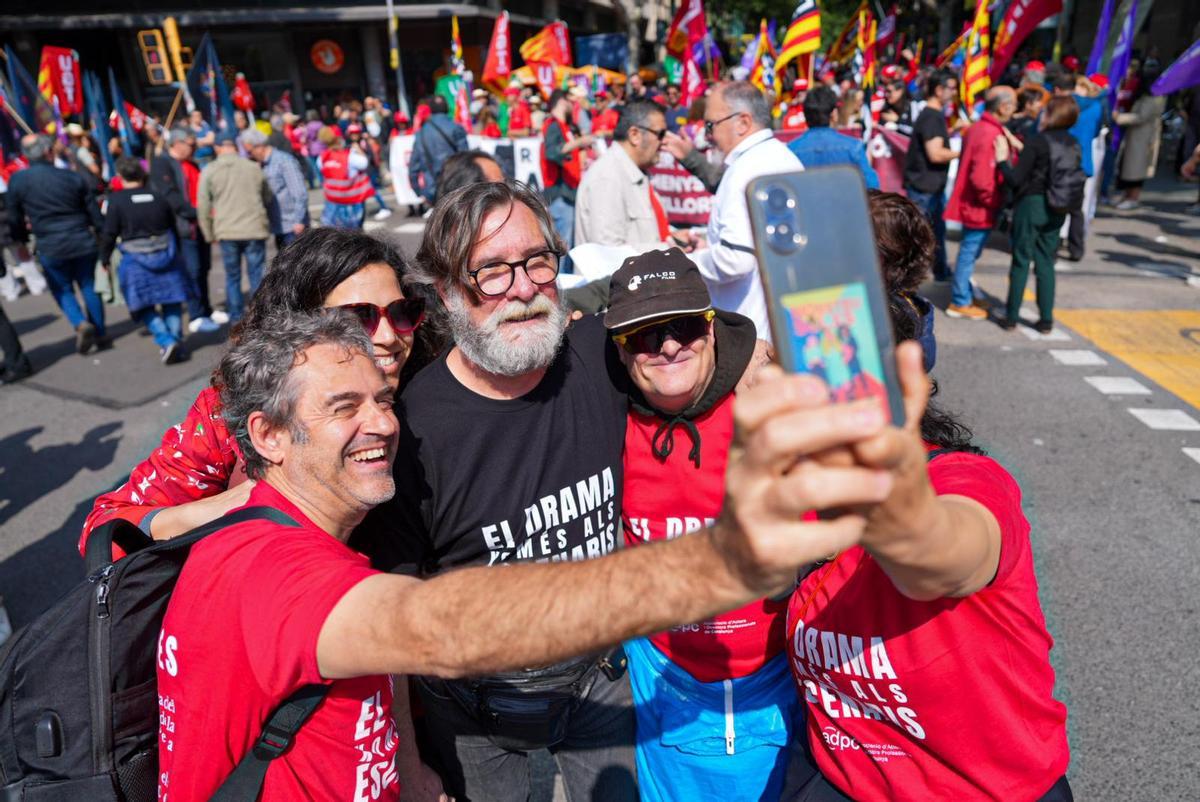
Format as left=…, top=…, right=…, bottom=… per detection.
left=1062, top=55, right=1080, bottom=74
left=781, top=79, right=809, bottom=131
left=501, top=85, right=532, bottom=138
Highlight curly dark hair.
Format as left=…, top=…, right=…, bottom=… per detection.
left=227, top=227, right=445, bottom=387
left=868, top=190, right=935, bottom=295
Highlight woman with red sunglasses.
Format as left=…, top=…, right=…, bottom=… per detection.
left=79, top=228, right=439, bottom=558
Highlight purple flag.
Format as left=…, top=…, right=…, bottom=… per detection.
left=1086, top=0, right=1116, bottom=75
left=1107, top=0, right=1138, bottom=112
left=1152, top=37, right=1200, bottom=96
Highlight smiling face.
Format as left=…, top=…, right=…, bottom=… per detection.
left=617, top=316, right=717, bottom=415
left=322, top=263, right=413, bottom=390
left=441, top=201, right=566, bottom=377
left=277, top=343, right=399, bottom=518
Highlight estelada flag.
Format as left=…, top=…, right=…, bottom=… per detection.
left=749, top=19, right=780, bottom=95
left=777, top=0, right=820, bottom=76
left=666, top=0, right=710, bottom=59
left=962, top=0, right=991, bottom=106
left=37, top=46, right=82, bottom=116
left=520, top=22, right=572, bottom=67
left=482, top=11, right=513, bottom=88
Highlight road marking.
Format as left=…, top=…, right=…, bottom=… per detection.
left=1055, top=309, right=1200, bottom=411
left=395, top=221, right=425, bottom=233
left=1020, top=326, right=1071, bottom=341
left=1049, top=349, right=1105, bottom=365
left=1183, top=447, right=1200, bottom=466
left=1127, top=408, right=1200, bottom=431
left=1084, top=376, right=1151, bottom=394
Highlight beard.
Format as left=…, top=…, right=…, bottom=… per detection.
left=444, top=288, right=567, bottom=377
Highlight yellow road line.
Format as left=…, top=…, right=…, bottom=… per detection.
left=1056, top=310, right=1200, bottom=411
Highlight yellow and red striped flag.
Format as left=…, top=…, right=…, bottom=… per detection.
left=962, top=0, right=991, bottom=106
left=934, top=24, right=971, bottom=68
left=777, top=0, right=821, bottom=76
left=857, top=7, right=878, bottom=87
left=519, top=22, right=572, bottom=67
left=827, top=1, right=866, bottom=64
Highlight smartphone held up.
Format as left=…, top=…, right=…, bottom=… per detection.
left=745, top=166, right=905, bottom=426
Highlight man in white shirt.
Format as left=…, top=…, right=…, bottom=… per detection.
left=692, top=82, right=802, bottom=343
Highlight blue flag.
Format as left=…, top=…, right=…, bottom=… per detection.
left=186, top=35, right=237, bottom=135
left=1086, top=0, right=1116, bottom=75
left=1152, top=37, right=1200, bottom=96
left=0, top=71, right=22, bottom=161
left=83, top=70, right=116, bottom=177
left=108, top=67, right=141, bottom=152
left=5, top=44, right=55, bottom=133
left=1107, top=0, right=1138, bottom=112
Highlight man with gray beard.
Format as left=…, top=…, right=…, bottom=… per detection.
left=370, top=180, right=637, bottom=801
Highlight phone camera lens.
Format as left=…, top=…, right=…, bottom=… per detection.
left=766, top=187, right=790, bottom=212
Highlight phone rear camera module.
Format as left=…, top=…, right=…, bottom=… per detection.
left=766, top=186, right=791, bottom=212
left=760, top=183, right=803, bottom=254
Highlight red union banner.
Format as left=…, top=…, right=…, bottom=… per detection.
left=482, top=11, right=512, bottom=87
left=37, top=46, right=82, bottom=116
left=648, top=152, right=713, bottom=227
left=990, top=0, right=1063, bottom=80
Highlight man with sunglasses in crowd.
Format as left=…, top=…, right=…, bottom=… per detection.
left=605, top=250, right=797, bottom=801
left=377, top=179, right=639, bottom=802
left=692, top=82, right=801, bottom=343
left=575, top=100, right=694, bottom=255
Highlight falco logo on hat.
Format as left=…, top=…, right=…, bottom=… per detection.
left=605, top=248, right=711, bottom=331
left=628, top=271, right=677, bottom=292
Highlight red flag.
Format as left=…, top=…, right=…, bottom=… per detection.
left=454, top=81, right=471, bottom=129
left=36, top=46, right=82, bottom=116
left=666, top=0, right=710, bottom=59
left=681, top=51, right=707, bottom=107
left=990, top=0, right=1063, bottom=80
left=232, top=73, right=255, bottom=112
left=482, top=11, right=513, bottom=88
left=109, top=101, right=147, bottom=133
left=520, top=22, right=571, bottom=67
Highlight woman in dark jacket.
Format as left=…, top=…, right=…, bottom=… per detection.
left=995, top=95, right=1079, bottom=333
left=100, top=157, right=195, bottom=364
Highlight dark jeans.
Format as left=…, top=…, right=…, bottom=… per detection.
left=415, top=670, right=638, bottom=802
left=1006, top=194, right=1065, bottom=324
left=0, top=302, right=30, bottom=374
left=905, top=187, right=950, bottom=279
left=1066, top=210, right=1086, bottom=260
left=179, top=235, right=213, bottom=319
left=39, top=251, right=105, bottom=337
left=218, top=239, right=266, bottom=322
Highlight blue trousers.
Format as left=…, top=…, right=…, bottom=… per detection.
left=218, top=239, right=266, bottom=322
left=179, top=235, right=212, bottom=319
left=906, top=188, right=950, bottom=279
left=548, top=197, right=575, bottom=272
left=952, top=226, right=991, bottom=307
left=39, top=252, right=106, bottom=337
left=133, top=303, right=183, bottom=349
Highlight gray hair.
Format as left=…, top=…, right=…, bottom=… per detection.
left=614, top=100, right=667, bottom=142
left=20, top=134, right=52, bottom=162
left=412, top=179, right=561, bottom=292
left=218, top=309, right=374, bottom=480
left=239, top=127, right=268, bottom=148
left=166, top=126, right=195, bottom=147
left=718, top=81, right=772, bottom=130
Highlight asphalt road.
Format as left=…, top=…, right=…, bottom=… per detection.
left=1, top=180, right=1198, bottom=800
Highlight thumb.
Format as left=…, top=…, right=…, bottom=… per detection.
left=895, top=341, right=930, bottom=434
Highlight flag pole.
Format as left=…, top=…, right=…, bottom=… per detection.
left=3, top=100, right=34, bottom=136
left=164, top=86, right=185, bottom=129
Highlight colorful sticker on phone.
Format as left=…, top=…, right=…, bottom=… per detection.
left=781, top=282, right=890, bottom=416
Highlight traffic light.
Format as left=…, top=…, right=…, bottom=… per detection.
left=162, top=17, right=187, bottom=83
left=137, top=29, right=174, bottom=85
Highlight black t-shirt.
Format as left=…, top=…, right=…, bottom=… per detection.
left=364, top=314, right=629, bottom=577
left=903, top=106, right=951, bottom=194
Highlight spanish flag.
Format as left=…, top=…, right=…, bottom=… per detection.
left=777, top=0, right=821, bottom=76
left=962, top=0, right=991, bottom=106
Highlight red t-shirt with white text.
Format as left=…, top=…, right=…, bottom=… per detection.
left=786, top=451, right=1069, bottom=801
left=156, top=482, right=398, bottom=802
left=623, top=396, right=787, bottom=682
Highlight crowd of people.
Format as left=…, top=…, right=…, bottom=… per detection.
left=1, top=32, right=1195, bottom=801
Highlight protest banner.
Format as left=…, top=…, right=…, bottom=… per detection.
left=647, top=151, right=713, bottom=228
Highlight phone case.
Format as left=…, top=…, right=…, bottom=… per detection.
left=745, top=166, right=905, bottom=425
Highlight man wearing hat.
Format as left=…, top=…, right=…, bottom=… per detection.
left=604, top=248, right=797, bottom=802
left=196, top=129, right=271, bottom=323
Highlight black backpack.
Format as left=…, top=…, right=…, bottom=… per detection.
left=0, top=507, right=328, bottom=801
left=1045, top=133, right=1085, bottom=215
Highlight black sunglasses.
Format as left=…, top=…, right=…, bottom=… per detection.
left=339, top=298, right=426, bottom=336
left=612, top=311, right=715, bottom=355
left=633, top=125, right=668, bottom=141
left=704, top=112, right=741, bottom=136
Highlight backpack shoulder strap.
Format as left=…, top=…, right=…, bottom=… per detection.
left=209, top=683, right=330, bottom=801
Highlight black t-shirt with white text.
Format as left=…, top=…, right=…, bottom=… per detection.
left=903, top=106, right=951, bottom=195
left=365, top=314, right=629, bottom=578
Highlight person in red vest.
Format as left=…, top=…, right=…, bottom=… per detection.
left=317, top=126, right=373, bottom=230
left=541, top=89, right=595, bottom=256
left=781, top=78, right=810, bottom=131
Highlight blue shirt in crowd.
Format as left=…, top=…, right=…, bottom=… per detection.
left=786, top=127, right=880, bottom=189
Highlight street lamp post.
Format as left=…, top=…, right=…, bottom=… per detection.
left=385, top=0, right=410, bottom=117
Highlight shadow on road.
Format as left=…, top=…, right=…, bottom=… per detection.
left=0, top=422, right=122, bottom=529
left=12, top=313, right=58, bottom=338
left=0, top=494, right=97, bottom=628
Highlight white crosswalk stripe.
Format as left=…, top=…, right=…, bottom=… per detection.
left=1127, top=408, right=1200, bottom=431
left=1183, top=447, right=1200, bottom=466
left=1084, top=376, right=1151, bottom=395
left=1049, top=349, right=1106, bottom=366
left=1019, top=326, right=1071, bottom=341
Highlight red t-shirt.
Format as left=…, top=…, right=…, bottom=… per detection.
left=508, top=101, right=532, bottom=134
left=593, top=108, right=619, bottom=135
left=623, top=396, right=787, bottom=682
left=156, top=482, right=398, bottom=802
left=786, top=451, right=1069, bottom=801
left=180, top=159, right=201, bottom=207
left=782, top=105, right=808, bottom=132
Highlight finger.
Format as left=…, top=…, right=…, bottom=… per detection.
left=849, top=426, right=913, bottom=471
left=895, top=341, right=930, bottom=433
left=766, top=464, right=893, bottom=516
left=743, top=398, right=889, bottom=473
left=733, top=371, right=831, bottom=434
left=767, top=515, right=868, bottom=570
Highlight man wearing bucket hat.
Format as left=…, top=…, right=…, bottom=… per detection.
left=605, top=248, right=798, bottom=802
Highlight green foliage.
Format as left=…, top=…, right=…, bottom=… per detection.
left=707, top=0, right=875, bottom=54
